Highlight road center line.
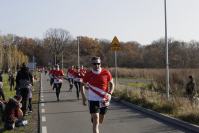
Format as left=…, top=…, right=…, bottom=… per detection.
left=42, top=126, right=47, bottom=133
left=42, top=116, right=46, bottom=122
left=41, top=109, right=45, bottom=113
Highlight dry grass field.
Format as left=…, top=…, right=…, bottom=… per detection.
left=110, top=68, right=199, bottom=125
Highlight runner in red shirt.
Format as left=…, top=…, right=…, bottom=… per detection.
left=73, top=66, right=84, bottom=100
left=80, top=57, right=114, bottom=133
left=67, top=66, right=75, bottom=92
left=49, top=67, right=55, bottom=88
left=80, top=65, right=87, bottom=77
left=53, top=64, right=64, bottom=101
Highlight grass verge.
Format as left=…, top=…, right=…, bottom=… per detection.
left=0, top=73, right=40, bottom=133
left=113, top=84, right=199, bottom=126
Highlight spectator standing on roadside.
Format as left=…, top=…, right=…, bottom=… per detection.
left=0, top=71, right=5, bottom=100
left=16, top=63, right=33, bottom=115
left=27, top=83, right=33, bottom=113
left=186, top=75, right=197, bottom=102
left=8, top=73, right=15, bottom=91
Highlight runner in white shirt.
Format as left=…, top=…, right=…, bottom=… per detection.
left=80, top=56, right=114, bottom=133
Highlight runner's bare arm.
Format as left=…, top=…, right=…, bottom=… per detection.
left=108, top=79, right=114, bottom=95
left=80, top=83, right=87, bottom=106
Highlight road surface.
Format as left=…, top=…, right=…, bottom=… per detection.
left=39, top=73, right=192, bottom=133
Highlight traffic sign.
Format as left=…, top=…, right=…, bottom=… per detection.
left=111, top=36, right=120, bottom=51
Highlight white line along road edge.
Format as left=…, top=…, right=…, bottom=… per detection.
left=40, top=73, right=47, bottom=133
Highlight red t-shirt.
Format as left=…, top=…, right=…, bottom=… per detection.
left=83, top=69, right=112, bottom=92
left=53, top=70, right=64, bottom=77
left=80, top=68, right=87, bottom=74
left=67, top=68, right=75, bottom=78
left=53, top=69, right=64, bottom=83
left=49, top=69, right=55, bottom=76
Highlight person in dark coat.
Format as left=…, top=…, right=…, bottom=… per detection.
left=8, top=73, right=15, bottom=91
left=16, top=63, right=33, bottom=115
left=186, top=75, right=197, bottom=102
left=0, top=71, right=5, bottom=100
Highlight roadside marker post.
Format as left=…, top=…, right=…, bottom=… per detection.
left=111, top=36, right=121, bottom=90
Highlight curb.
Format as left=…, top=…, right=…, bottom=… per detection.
left=38, top=73, right=42, bottom=133
left=112, top=97, right=199, bottom=133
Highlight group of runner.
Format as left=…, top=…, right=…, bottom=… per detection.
left=67, top=65, right=87, bottom=99
left=47, top=56, right=115, bottom=133
left=48, top=64, right=87, bottom=101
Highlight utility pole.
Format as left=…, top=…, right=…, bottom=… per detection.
left=61, top=51, right=63, bottom=69
left=33, top=56, right=35, bottom=71
left=77, top=36, right=80, bottom=68
left=164, top=0, right=170, bottom=99
left=114, top=51, right=118, bottom=90
left=54, top=54, right=57, bottom=65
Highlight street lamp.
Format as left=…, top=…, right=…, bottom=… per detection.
left=61, top=51, right=63, bottom=69
left=164, top=0, right=170, bottom=99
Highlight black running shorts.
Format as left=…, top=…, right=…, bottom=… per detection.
left=88, top=100, right=108, bottom=115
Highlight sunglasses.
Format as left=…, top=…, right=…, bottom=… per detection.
left=92, top=63, right=100, bottom=65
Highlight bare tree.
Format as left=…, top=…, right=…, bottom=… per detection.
left=44, top=28, right=72, bottom=65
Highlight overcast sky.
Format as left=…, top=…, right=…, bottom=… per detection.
left=0, top=0, right=199, bottom=45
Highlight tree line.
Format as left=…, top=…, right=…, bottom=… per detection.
left=0, top=34, right=28, bottom=72
left=0, top=28, right=199, bottom=71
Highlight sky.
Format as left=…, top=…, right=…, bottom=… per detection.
left=0, top=0, right=199, bottom=45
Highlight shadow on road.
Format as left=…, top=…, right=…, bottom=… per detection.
left=45, top=110, right=88, bottom=115
left=40, top=99, right=79, bottom=104
left=40, top=90, right=70, bottom=94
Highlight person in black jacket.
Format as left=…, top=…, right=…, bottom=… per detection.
left=16, top=63, right=33, bottom=115
left=186, top=75, right=197, bottom=102
left=8, top=73, right=15, bottom=91
left=0, top=71, right=5, bottom=100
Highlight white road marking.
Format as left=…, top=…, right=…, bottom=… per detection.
left=41, top=109, right=45, bottom=113
left=42, top=126, right=47, bottom=133
left=42, top=116, right=46, bottom=122
left=41, top=75, right=47, bottom=133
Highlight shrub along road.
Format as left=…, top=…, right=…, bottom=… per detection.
left=39, top=73, right=191, bottom=133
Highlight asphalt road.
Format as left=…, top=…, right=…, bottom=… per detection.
left=39, top=73, right=191, bottom=133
